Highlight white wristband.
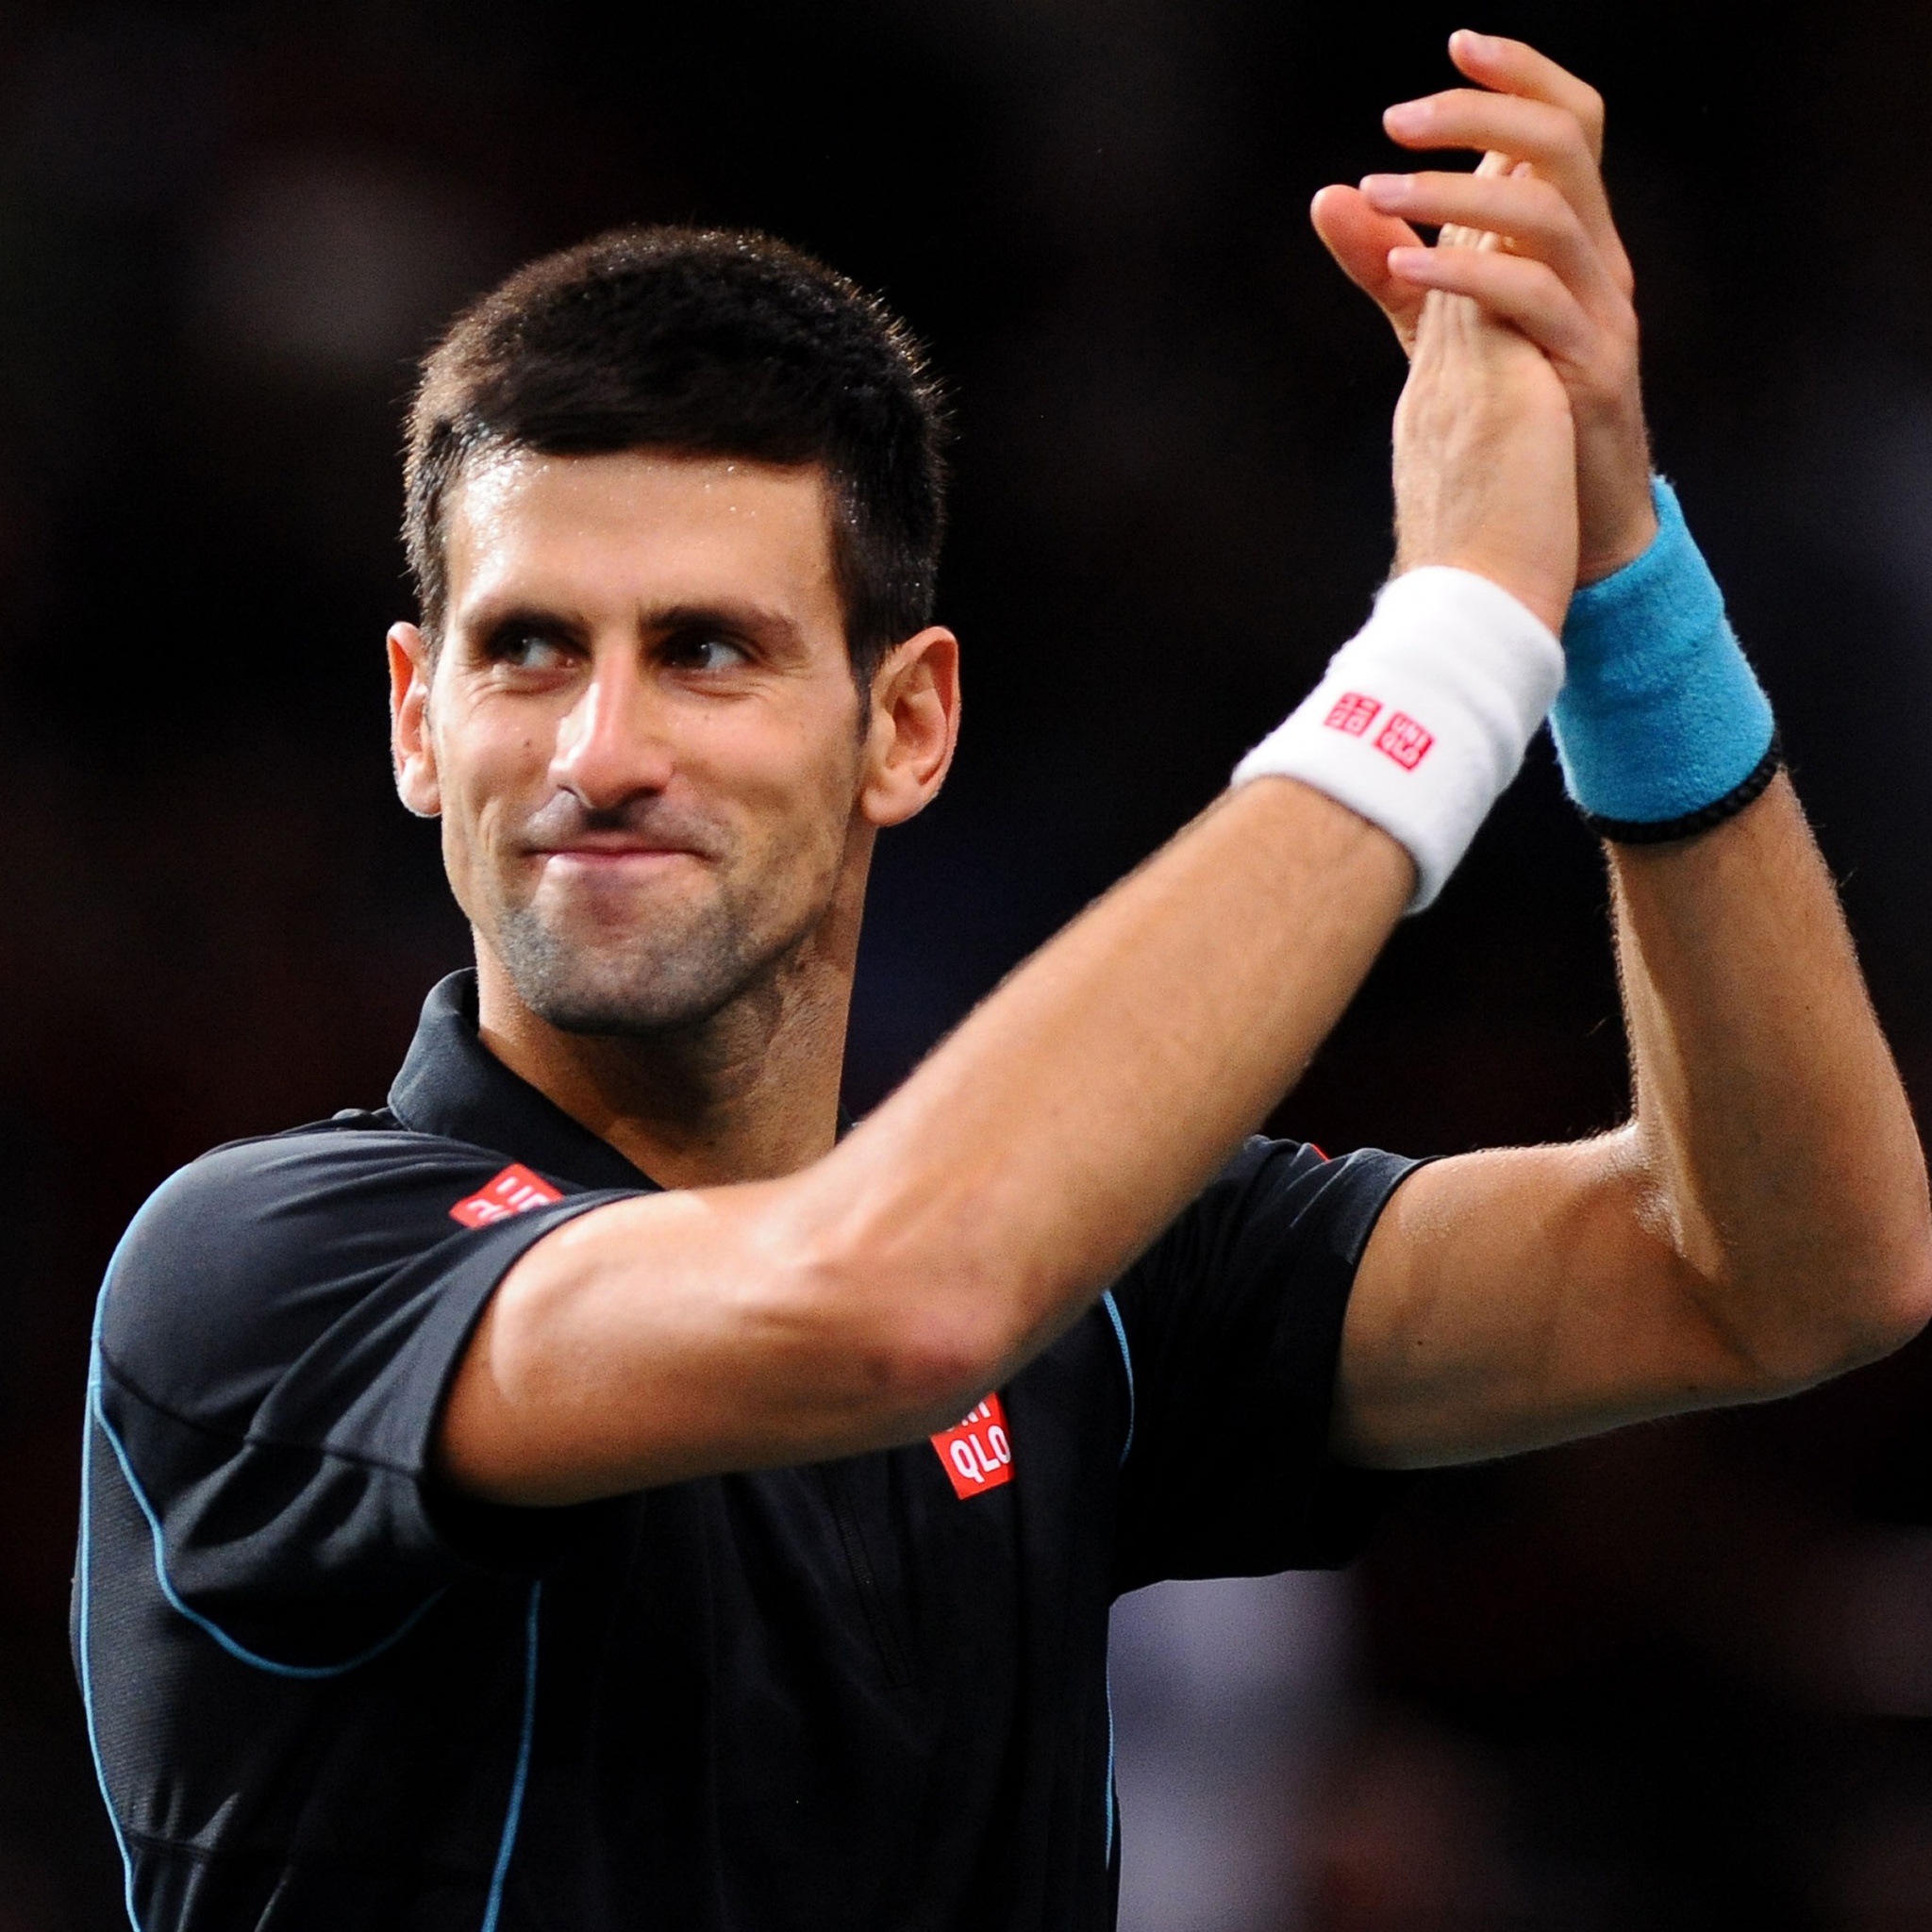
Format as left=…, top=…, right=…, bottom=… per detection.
left=1232, top=567, right=1564, bottom=910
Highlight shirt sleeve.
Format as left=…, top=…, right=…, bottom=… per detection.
left=91, top=1126, right=625, bottom=1668
left=1108, top=1138, right=1419, bottom=1594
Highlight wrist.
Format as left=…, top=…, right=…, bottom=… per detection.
left=1575, top=408, right=1659, bottom=586
left=1552, top=475, right=1778, bottom=840
left=1391, top=550, right=1570, bottom=639
left=1234, top=566, right=1563, bottom=909
left=1577, top=495, right=1660, bottom=588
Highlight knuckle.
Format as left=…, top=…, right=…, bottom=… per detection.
left=1582, top=352, right=1631, bottom=400
left=1540, top=275, right=1579, bottom=322
left=1522, top=177, right=1573, bottom=228
left=1583, top=341, right=1639, bottom=401
left=1554, top=116, right=1594, bottom=167
left=1439, top=87, right=1493, bottom=126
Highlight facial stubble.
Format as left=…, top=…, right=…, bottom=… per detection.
left=488, top=849, right=817, bottom=1040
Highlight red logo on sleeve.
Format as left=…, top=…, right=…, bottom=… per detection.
left=450, top=1163, right=565, bottom=1227
left=1374, top=712, right=1434, bottom=770
left=931, top=1394, right=1015, bottom=1499
left=1324, top=691, right=1384, bottom=737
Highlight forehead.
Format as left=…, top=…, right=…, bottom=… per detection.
left=442, top=449, right=841, bottom=627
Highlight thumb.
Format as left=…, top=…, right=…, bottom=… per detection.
left=1309, top=185, right=1426, bottom=357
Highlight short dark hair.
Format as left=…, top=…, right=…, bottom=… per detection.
left=403, top=225, right=949, bottom=683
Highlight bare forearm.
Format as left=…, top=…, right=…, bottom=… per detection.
left=1335, top=776, right=1932, bottom=1474
left=1614, top=775, right=1932, bottom=1374
left=807, top=780, right=1408, bottom=1365
left=448, top=780, right=1411, bottom=1501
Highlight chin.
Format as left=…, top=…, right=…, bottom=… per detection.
left=511, top=934, right=741, bottom=1036
left=490, top=899, right=774, bottom=1039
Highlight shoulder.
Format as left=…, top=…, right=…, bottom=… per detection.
left=1146, top=1136, right=1422, bottom=1287
left=1104, top=1137, right=1420, bottom=1369
left=108, top=1112, right=531, bottom=1288
left=1101, top=1139, right=1423, bottom=1585
left=97, top=1115, right=590, bottom=1429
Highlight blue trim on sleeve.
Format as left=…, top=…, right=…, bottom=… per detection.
left=480, top=1582, right=541, bottom=1932
left=1103, top=1660, right=1119, bottom=1870
left=77, top=1178, right=536, bottom=1932
left=1100, top=1290, right=1135, bottom=1467
left=90, top=1365, right=445, bottom=1679
left=78, top=1256, right=145, bottom=1930
left=83, top=1186, right=450, bottom=1682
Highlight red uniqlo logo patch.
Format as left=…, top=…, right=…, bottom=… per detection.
left=450, top=1163, right=564, bottom=1227
left=1324, top=691, right=1383, bottom=737
left=1374, top=712, right=1434, bottom=770
left=931, top=1394, right=1015, bottom=1499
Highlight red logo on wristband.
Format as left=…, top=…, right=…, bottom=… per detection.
left=931, top=1394, right=1015, bottom=1499
left=1324, top=691, right=1383, bottom=737
left=1374, top=712, right=1434, bottom=770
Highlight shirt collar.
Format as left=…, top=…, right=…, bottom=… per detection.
left=388, top=970, right=659, bottom=1192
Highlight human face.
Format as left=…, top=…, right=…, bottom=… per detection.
left=395, top=449, right=872, bottom=1037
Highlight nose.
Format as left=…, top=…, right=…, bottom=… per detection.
left=549, top=648, right=675, bottom=812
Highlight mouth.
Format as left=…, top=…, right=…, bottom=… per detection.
left=534, top=843, right=708, bottom=876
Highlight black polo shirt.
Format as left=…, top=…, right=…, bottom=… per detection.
left=76, top=971, right=1416, bottom=1932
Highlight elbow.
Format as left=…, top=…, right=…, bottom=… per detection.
left=869, top=1304, right=1010, bottom=1433
left=1844, top=1242, right=1932, bottom=1365
left=1724, top=1241, right=1932, bottom=1394
left=797, top=1221, right=1018, bottom=1439
left=1830, top=1211, right=1932, bottom=1371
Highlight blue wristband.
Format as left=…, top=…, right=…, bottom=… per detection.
left=1550, top=476, right=1779, bottom=841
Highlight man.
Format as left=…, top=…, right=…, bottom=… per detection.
left=75, top=31, right=1930, bottom=1932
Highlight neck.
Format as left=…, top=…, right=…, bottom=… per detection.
left=474, top=873, right=866, bottom=1191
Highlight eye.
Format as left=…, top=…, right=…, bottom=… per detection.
left=482, top=624, right=575, bottom=675
left=664, top=631, right=751, bottom=675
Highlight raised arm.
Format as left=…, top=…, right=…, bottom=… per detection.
left=437, top=163, right=1579, bottom=1507
left=442, top=782, right=1409, bottom=1502
left=1338, top=773, right=1931, bottom=1464
left=1326, top=34, right=1932, bottom=1465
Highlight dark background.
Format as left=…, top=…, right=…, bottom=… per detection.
left=4, top=1, right=1932, bottom=1925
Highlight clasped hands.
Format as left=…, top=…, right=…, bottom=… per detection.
left=1313, top=30, right=1657, bottom=638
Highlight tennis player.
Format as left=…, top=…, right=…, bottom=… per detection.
left=75, top=32, right=1931, bottom=1932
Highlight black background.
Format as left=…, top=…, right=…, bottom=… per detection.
left=5, top=2, right=1932, bottom=1925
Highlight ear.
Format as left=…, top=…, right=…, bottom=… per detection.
left=389, top=623, right=441, bottom=818
left=858, top=625, right=960, bottom=829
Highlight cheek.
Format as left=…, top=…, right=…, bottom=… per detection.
left=708, top=708, right=863, bottom=874
left=435, top=713, right=550, bottom=875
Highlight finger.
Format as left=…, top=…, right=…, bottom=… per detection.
left=1383, top=89, right=1620, bottom=264
left=1388, top=245, right=1595, bottom=370
left=1361, top=169, right=1623, bottom=314
left=1445, top=29, right=1605, bottom=161
left=1431, top=148, right=1514, bottom=256
left=1309, top=184, right=1426, bottom=355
